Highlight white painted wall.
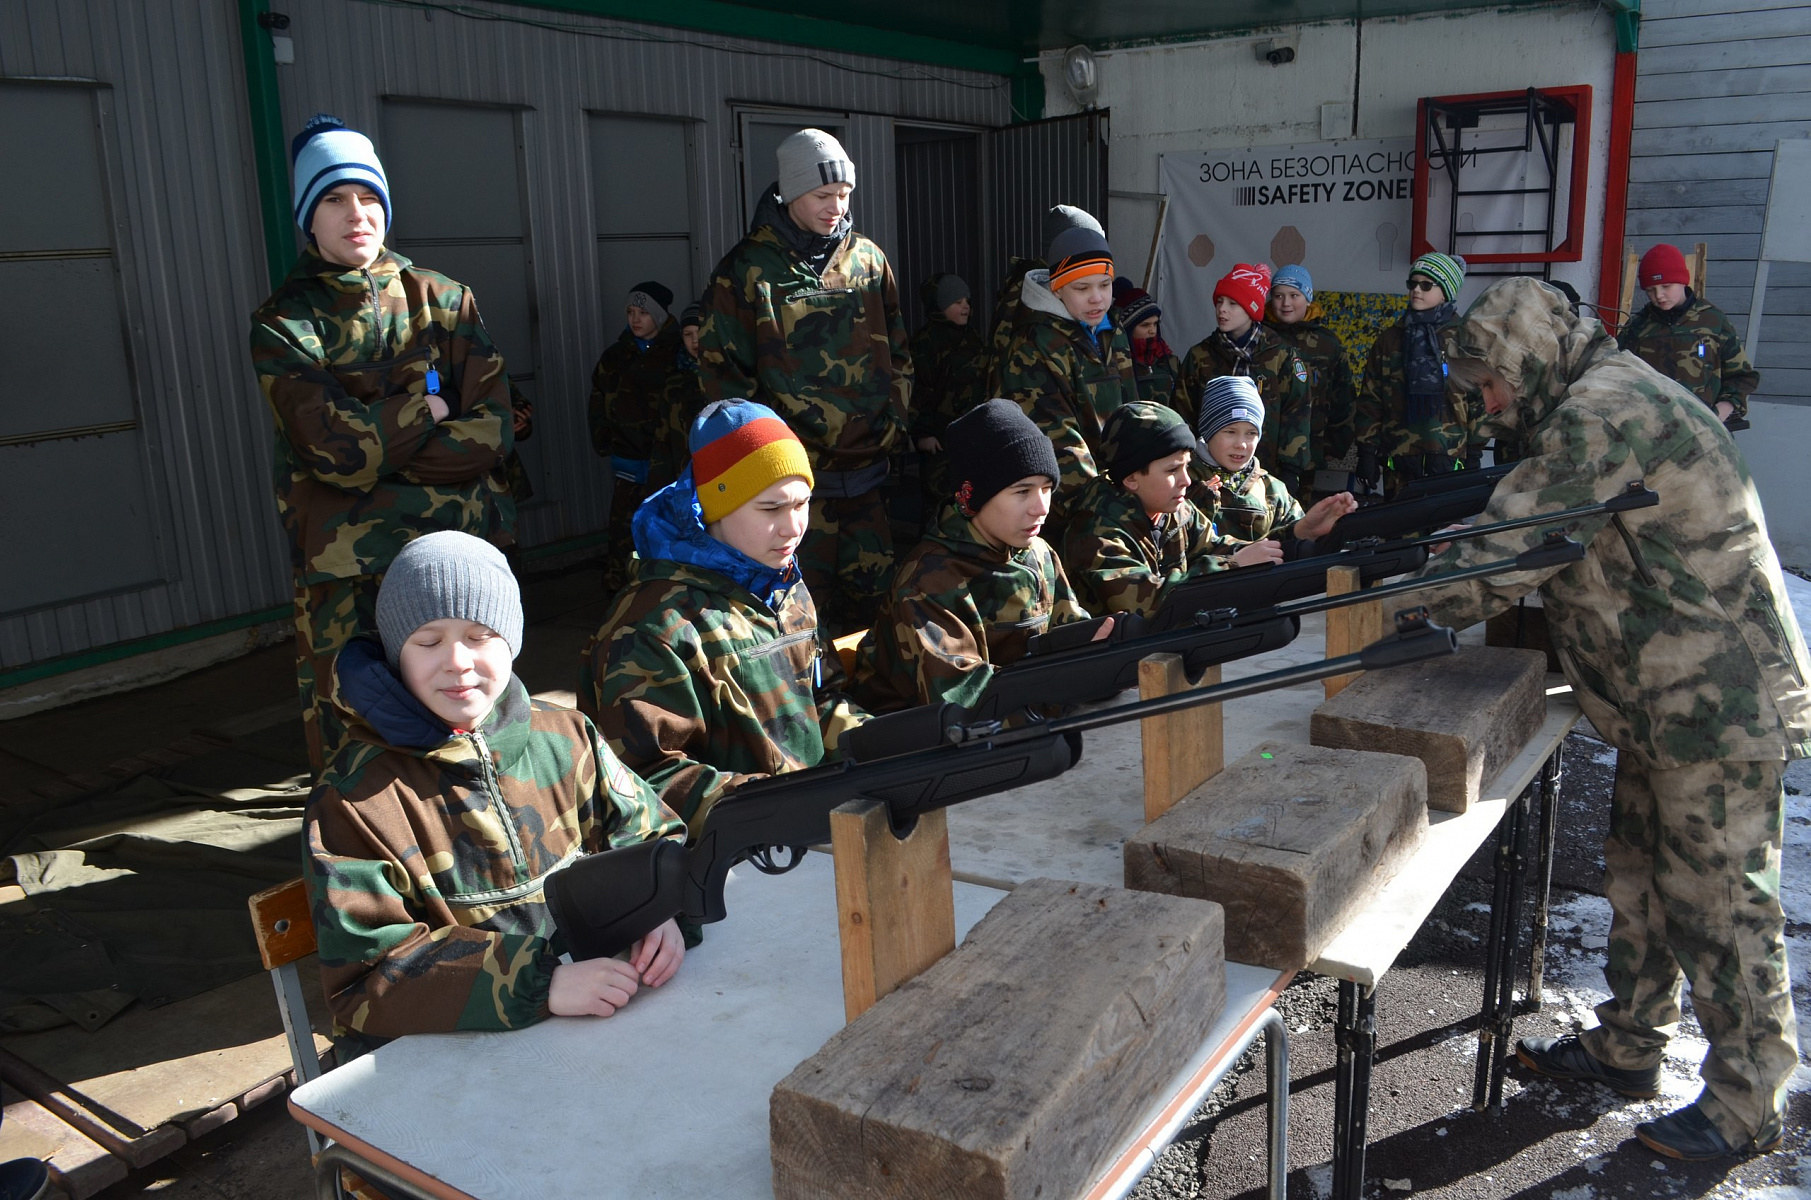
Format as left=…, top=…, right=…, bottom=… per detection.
left=1040, top=3, right=1617, bottom=308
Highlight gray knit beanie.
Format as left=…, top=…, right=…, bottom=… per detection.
left=777, top=128, right=856, bottom=204
left=932, top=273, right=970, bottom=312
left=1040, top=204, right=1104, bottom=251
left=376, top=532, right=524, bottom=667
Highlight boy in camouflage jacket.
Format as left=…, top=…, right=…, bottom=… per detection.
left=698, top=130, right=911, bottom=635
left=589, top=280, right=688, bottom=595
left=250, top=116, right=515, bottom=776
left=989, top=223, right=1138, bottom=534
left=1618, top=243, right=1757, bottom=427
left=1354, top=252, right=1484, bottom=496
left=1179, top=264, right=1313, bottom=494
left=1266, top=265, right=1357, bottom=488
left=1117, top=285, right=1188, bottom=415
left=581, top=401, right=864, bottom=838
left=853, top=400, right=1092, bottom=713
left=909, top=273, right=987, bottom=513
left=305, top=533, right=684, bottom=1055
left=1192, top=377, right=1356, bottom=556
left=1060, top=402, right=1238, bottom=617
left=1416, top=277, right=1811, bottom=1161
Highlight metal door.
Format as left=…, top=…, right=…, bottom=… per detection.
left=981, top=110, right=1110, bottom=315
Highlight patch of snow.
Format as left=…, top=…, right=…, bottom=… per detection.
left=1550, top=1187, right=1597, bottom=1200
left=1302, top=1161, right=1332, bottom=1200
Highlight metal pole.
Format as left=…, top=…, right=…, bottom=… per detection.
left=1264, top=1009, right=1291, bottom=1200
left=1525, top=746, right=1564, bottom=1009
left=1332, top=980, right=1375, bottom=1200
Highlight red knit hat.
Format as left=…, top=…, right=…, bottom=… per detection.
left=1214, top=263, right=1273, bottom=323
left=1638, top=244, right=1690, bottom=288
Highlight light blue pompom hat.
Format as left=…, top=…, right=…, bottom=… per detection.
left=290, top=113, right=392, bottom=237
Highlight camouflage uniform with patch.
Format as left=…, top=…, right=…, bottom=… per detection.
left=989, top=270, right=1138, bottom=531
left=250, top=247, right=515, bottom=775
left=590, top=316, right=687, bottom=595
left=1193, top=462, right=1305, bottom=547
left=305, top=642, right=682, bottom=1052
left=851, top=502, right=1090, bottom=713
left=1412, top=277, right=1811, bottom=1147
left=1356, top=319, right=1486, bottom=494
left=1059, top=474, right=1228, bottom=617
left=1272, top=318, right=1357, bottom=477
left=579, top=555, right=863, bottom=839
left=698, top=189, right=911, bottom=634
left=1179, top=327, right=1313, bottom=493
left=909, top=301, right=987, bottom=506
left=1617, top=291, right=1758, bottom=422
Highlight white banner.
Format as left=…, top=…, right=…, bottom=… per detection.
left=1156, top=139, right=1420, bottom=353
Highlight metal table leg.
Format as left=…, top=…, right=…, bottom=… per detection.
left=1524, top=746, right=1564, bottom=1009
left=1473, top=772, right=1536, bottom=1110
left=1331, top=980, right=1375, bottom=1200
left=1264, top=1008, right=1291, bottom=1200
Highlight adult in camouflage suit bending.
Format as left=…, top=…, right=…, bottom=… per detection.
left=250, top=116, right=514, bottom=776
left=698, top=129, right=911, bottom=636
left=580, top=401, right=864, bottom=845
left=1409, top=277, right=1811, bottom=1162
left=1618, top=243, right=1758, bottom=430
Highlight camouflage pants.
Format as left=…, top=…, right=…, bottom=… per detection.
left=602, top=478, right=649, bottom=599
left=1579, top=754, right=1797, bottom=1142
left=293, top=575, right=381, bottom=777
left=797, top=487, right=893, bottom=638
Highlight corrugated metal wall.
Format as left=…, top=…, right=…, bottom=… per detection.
left=894, top=128, right=985, bottom=329
left=0, top=0, right=1010, bottom=670
left=0, top=0, right=285, bottom=669
left=986, top=110, right=1110, bottom=310
left=1626, top=0, right=1811, bottom=406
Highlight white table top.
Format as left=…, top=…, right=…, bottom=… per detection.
left=291, top=851, right=1289, bottom=1200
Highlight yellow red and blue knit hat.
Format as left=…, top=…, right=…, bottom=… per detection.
left=689, top=400, right=814, bottom=524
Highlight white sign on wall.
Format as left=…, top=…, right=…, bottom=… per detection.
left=1157, top=139, right=1421, bottom=352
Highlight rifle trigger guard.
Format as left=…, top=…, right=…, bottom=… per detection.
left=748, top=844, right=806, bottom=875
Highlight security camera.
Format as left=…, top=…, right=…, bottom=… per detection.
left=1256, top=38, right=1298, bottom=66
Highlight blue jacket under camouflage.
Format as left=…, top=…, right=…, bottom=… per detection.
left=1617, top=292, right=1758, bottom=420
left=304, top=638, right=682, bottom=1047
left=1416, top=277, right=1811, bottom=768
left=249, top=248, right=515, bottom=583
left=852, top=501, right=1090, bottom=713
left=697, top=188, right=911, bottom=474
left=588, top=316, right=691, bottom=489
left=578, top=478, right=865, bottom=836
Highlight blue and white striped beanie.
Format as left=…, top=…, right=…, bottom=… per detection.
left=1196, top=376, right=1266, bottom=441
left=290, top=114, right=391, bottom=235
left=1272, top=264, right=1313, bottom=302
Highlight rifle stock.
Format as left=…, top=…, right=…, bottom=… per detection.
left=1316, top=462, right=1515, bottom=552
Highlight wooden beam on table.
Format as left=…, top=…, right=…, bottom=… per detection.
left=829, top=800, right=955, bottom=1023
left=1137, top=653, right=1223, bottom=824
left=1323, top=565, right=1381, bottom=699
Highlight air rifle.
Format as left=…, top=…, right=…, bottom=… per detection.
left=1315, top=461, right=1517, bottom=553
left=545, top=607, right=1461, bottom=962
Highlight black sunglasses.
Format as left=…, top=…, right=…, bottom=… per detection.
left=1406, top=277, right=1441, bottom=293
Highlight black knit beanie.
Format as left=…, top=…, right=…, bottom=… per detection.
left=1102, top=401, right=1196, bottom=484
left=947, top=399, right=1061, bottom=516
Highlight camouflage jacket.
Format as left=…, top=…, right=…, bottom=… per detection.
left=1192, top=460, right=1305, bottom=546
left=698, top=190, right=911, bottom=473
left=653, top=353, right=707, bottom=488
left=250, top=248, right=515, bottom=583
left=1356, top=320, right=1484, bottom=461
left=987, top=256, right=1041, bottom=367
left=1131, top=348, right=1188, bottom=415
left=851, top=501, right=1090, bottom=713
left=1059, top=475, right=1228, bottom=617
left=578, top=483, right=864, bottom=835
left=305, top=638, right=682, bottom=1045
left=1272, top=318, right=1357, bottom=467
left=1416, top=278, right=1811, bottom=768
left=908, top=315, right=987, bottom=440
left=588, top=317, right=686, bottom=484
left=1617, top=292, right=1758, bottom=420
left=989, top=271, right=1139, bottom=511
left=1179, top=326, right=1313, bottom=486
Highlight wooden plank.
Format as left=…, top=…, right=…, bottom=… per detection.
left=1136, top=654, right=1222, bottom=823
left=1636, top=93, right=1811, bottom=131
left=0, top=1046, right=183, bottom=1170
left=0, top=1082, right=127, bottom=1200
left=1633, top=123, right=1807, bottom=158
left=1628, top=177, right=1772, bottom=210
left=1626, top=205, right=1763, bottom=238
left=1310, top=646, right=1547, bottom=814
left=248, top=877, right=314, bottom=971
left=1638, top=33, right=1811, bottom=76
left=1646, top=0, right=1811, bottom=14
left=1630, top=150, right=1776, bottom=185
left=1641, top=8, right=1811, bottom=45
left=771, top=879, right=1227, bottom=1200
left=1322, top=565, right=1379, bottom=699
left=1124, top=741, right=1427, bottom=971
left=829, top=800, right=956, bottom=1024
left=1636, top=63, right=1811, bottom=104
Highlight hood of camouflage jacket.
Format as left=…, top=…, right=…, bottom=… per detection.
left=1444, top=277, right=1621, bottom=440
left=923, top=497, right=1025, bottom=566
left=631, top=468, right=801, bottom=611
left=287, top=244, right=414, bottom=295
left=751, top=183, right=852, bottom=277
left=331, top=636, right=534, bottom=757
